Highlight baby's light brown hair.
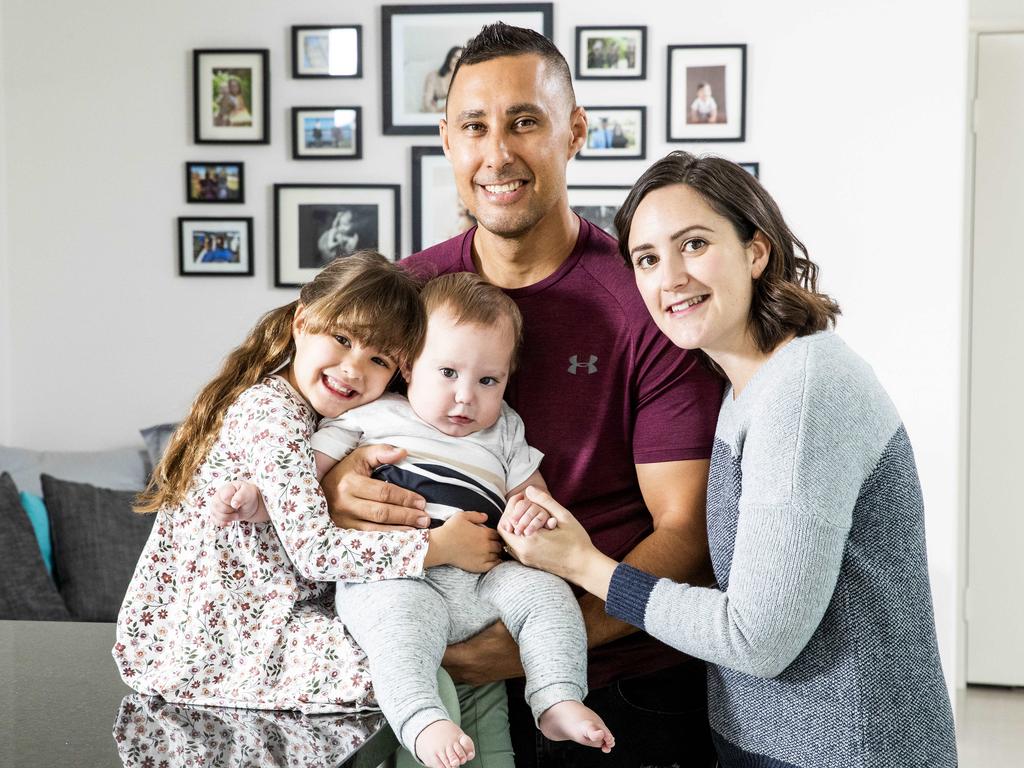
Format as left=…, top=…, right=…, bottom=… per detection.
left=420, top=272, right=523, bottom=372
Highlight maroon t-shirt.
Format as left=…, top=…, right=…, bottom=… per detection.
left=405, top=218, right=723, bottom=688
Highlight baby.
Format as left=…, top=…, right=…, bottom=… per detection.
left=218, top=272, right=613, bottom=768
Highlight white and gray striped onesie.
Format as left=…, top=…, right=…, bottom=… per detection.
left=313, top=394, right=587, bottom=756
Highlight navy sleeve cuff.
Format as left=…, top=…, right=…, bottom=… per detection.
left=605, top=562, right=660, bottom=629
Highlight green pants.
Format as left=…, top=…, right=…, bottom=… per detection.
left=393, top=668, right=515, bottom=768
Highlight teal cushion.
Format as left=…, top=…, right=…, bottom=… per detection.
left=19, top=491, right=52, bottom=575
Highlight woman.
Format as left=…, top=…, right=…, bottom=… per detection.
left=502, top=151, right=957, bottom=768
left=422, top=46, right=463, bottom=113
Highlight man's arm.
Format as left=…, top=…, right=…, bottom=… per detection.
left=442, top=458, right=712, bottom=684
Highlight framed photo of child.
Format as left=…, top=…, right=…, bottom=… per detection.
left=667, top=44, right=746, bottom=143
left=292, top=107, right=362, bottom=160
left=185, top=162, right=244, bottom=203
left=292, top=25, right=362, bottom=78
left=193, top=49, right=270, bottom=144
left=274, top=184, right=401, bottom=288
left=178, top=217, right=254, bottom=276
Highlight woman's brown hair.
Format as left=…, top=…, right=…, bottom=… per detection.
left=614, top=151, right=840, bottom=367
left=135, top=251, right=426, bottom=514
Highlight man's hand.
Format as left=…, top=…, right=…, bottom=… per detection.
left=210, top=481, right=270, bottom=526
left=442, top=622, right=524, bottom=685
left=321, top=444, right=429, bottom=531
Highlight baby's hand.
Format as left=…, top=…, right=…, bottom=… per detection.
left=211, top=481, right=270, bottom=526
left=499, top=491, right=558, bottom=537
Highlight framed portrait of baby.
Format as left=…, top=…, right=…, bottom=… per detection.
left=274, top=184, right=401, bottom=288
left=667, top=44, right=747, bottom=143
left=193, top=49, right=270, bottom=144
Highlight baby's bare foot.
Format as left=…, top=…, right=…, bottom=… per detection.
left=538, top=700, right=615, bottom=753
left=414, top=719, right=476, bottom=768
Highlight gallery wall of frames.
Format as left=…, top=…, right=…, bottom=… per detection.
left=179, top=3, right=758, bottom=285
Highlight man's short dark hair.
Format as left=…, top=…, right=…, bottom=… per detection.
left=448, top=22, right=575, bottom=110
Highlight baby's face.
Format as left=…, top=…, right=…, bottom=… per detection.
left=405, top=308, right=514, bottom=437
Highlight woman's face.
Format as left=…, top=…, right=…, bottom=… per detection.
left=228, top=79, right=241, bottom=95
left=627, top=183, right=767, bottom=355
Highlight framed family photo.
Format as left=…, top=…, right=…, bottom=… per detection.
left=178, top=217, right=253, bottom=276
left=193, top=49, right=269, bottom=144
left=292, top=107, right=362, bottom=160
left=381, top=3, right=553, bottom=135
left=412, top=146, right=476, bottom=252
left=667, top=44, right=746, bottom=143
left=568, top=185, right=631, bottom=237
left=575, top=26, right=646, bottom=80
left=579, top=106, right=646, bottom=160
left=274, top=184, right=401, bottom=288
left=185, top=162, right=244, bottom=203
left=292, top=25, right=362, bottom=78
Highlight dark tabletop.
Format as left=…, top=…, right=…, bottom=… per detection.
left=0, top=620, right=397, bottom=768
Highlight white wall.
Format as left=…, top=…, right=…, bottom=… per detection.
left=0, top=2, right=11, bottom=444
left=1, top=0, right=968, bottom=691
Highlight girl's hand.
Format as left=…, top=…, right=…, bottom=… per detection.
left=498, top=494, right=557, bottom=537
left=211, top=481, right=270, bottom=526
left=427, top=511, right=502, bottom=573
left=499, top=486, right=605, bottom=585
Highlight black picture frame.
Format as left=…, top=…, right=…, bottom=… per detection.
left=184, top=161, right=245, bottom=203
left=381, top=3, right=554, bottom=135
left=739, top=161, right=759, bottom=178
left=568, top=185, right=632, bottom=238
left=291, top=25, right=363, bottom=78
left=178, top=217, right=254, bottom=277
left=574, top=26, right=646, bottom=80
left=274, top=184, right=402, bottom=288
left=291, top=107, right=363, bottom=160
left=193, top=49, right=270, bottom=144
left=412, top=145, right=477, bottom=252
left=578, top=106, right=646, bottom=161
left=667, top=44, right=746, bottom=143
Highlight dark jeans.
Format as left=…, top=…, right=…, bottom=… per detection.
left=506, top=659, right=716, bottom=768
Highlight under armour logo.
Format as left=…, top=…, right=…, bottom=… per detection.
left=568, top=354, right=598, bottom=375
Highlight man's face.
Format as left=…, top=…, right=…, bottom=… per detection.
left=441, top=54, right=585, bottom=239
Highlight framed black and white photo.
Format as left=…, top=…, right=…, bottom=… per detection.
left=292, top=107, right=362, bottom=160
left=575, top=26, right=646, bottom=80
left=667, top=44, right=746, bottom=143
left=193, top=49, right=269, bottom=144
left=185, top=162, right=244, bottom=203
left=568, top=185, right=631, bottom=237
left=381, top=4, right=553, bottom=135
left=579, top=106, right=646, bottom=160
left=292, top=25, right=362, bottom=78
left=739, top=161, right=760, bottom=178
left=178, top=217, right=253, bottom=276
left=274, top=184, right=401, bottom=288
left=412, top=146, right=475, bottom=252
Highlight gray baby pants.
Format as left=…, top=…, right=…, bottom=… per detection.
left=335, top=561, right=587, bottom=757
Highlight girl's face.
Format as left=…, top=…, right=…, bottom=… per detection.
left=628, top=183, right=768, bottom=356
left=286, top=307, right=396, bottom=418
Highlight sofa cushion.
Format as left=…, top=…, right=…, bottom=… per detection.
left=139, top=423, right=179, bottom=470
left=0, top=473, right=70, bottom=620
left=42, top=474, right=154, bottom=622
left=0, top=444, right=149, bottom=497
left=19, top=491, right=53, bottom=574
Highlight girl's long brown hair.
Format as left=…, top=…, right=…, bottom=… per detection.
left=135, top=251, right=426, bottom=513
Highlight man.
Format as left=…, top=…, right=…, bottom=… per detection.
left=324, top=23, right=722, bottom=768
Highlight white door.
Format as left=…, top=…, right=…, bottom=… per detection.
left=968, top=32, right=1024, bottom=686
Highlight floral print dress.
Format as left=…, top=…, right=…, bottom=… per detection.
left=114, top=376, right=429, bottom=713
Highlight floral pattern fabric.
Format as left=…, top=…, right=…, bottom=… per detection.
left=114, top=376, right=429, bottom=713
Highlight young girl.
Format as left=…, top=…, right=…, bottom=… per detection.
left=217, top=273, right=615, bottom=768
left=114, top=251, right=496, bottom=715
